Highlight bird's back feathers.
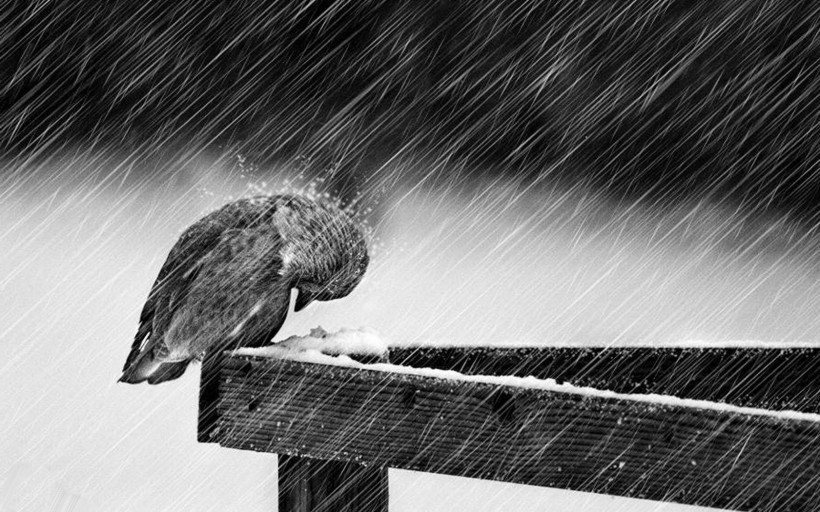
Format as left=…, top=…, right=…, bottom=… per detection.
left=120, top=194, right=368, bottom=384
left=121, top=197, right=278, bottom=383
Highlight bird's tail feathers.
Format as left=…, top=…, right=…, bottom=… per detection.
left=123, top=322, right=152, bottom=373
left=119, top=348, right=163, bottom=384
left=147, top=361, right=189, bottom=384
left=120, top=345, right=189, bottom=385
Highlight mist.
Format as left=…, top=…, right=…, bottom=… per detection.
left=3, top=2, right=819, bottom=510
left=3, top=149, right=818, bottom=510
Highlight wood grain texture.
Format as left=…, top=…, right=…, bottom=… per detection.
left=210, top=355, right=820, bottom=512
left=197, top=349, right=222, bottom=443
left=389, top=346, right=820, bottom=412
left=278, top=454, right=388, bottom=512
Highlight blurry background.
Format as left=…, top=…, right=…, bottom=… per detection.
left=2, top=1, right=820, bottom=510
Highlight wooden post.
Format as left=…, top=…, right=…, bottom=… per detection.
left=278, top=455, right=388, bottom=512
left=197, top=349, right=222, bottom=443
left=277, top=351, right=390, bottom=511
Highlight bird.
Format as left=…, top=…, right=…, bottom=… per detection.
left=119, top=193, right=369, bottom=384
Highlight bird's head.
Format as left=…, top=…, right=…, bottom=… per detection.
left=292, top=253, right=368, bottom=311
left=272, top=194, right=370, bottom=312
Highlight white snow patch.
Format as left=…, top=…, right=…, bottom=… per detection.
left=665, top=339, right=820, bottom=349
left=310, top=352, right=820, bottom=422
left=234, top=327, right=820, bottom=422
left=391, top=338, right=820, bottom=349
left=237, top=332, right=819, bottom=423
left=234, top=326, right=389, bottom=358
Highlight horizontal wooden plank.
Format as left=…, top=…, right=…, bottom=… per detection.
left=212, top=354, right=820, bottom=511
left=389, top=346, right=820, bottom=412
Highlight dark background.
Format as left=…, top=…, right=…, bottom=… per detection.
left=2, top=0, right=819, bottom=219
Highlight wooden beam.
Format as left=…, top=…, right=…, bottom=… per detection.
left=199, top=350, right=385, bottom=444
left=278, top=455, right=388, bottom=512
left=389, top=346, right=820, bottom=412
left=197, top=349, right=222, bottom=443
left=211, top=354, right=820, bottom=512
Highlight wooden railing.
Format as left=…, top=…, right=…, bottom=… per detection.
left=198, top=344, right=820, bottom=512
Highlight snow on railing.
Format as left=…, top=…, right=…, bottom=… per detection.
left=199, top=328, right=820, bottom=512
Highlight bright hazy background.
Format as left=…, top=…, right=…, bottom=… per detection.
left=3, top=150, right=818, bottom=511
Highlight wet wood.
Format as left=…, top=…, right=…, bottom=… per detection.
left=389, top=345, right=820, bottom=412
left=205, top=354, right=820, bottom=512
left=197, top=349, right=222, bottom=443
left=278, top=454, right=388, bottom=512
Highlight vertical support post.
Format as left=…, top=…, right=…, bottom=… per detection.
left=197, top=349, right=222, bottom=443
left=278, top=454, right=388, bottom=512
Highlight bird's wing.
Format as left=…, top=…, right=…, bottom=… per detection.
left=122, top=199, right=277, bottom=372
left=122, top=234, right=213, bottom=371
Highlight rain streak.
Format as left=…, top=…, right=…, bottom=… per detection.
left=1, top=2, right=819, bottom=511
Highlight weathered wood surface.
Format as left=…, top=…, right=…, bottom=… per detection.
left=197, top=349, right=222, bottom=443
left=390, top=346, right=820, bottom=412
left=208, top=355, right=820, bottom=512
left=200, top=350, right=385, bottom=443
left=278, top=454, right=388, bottom=512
